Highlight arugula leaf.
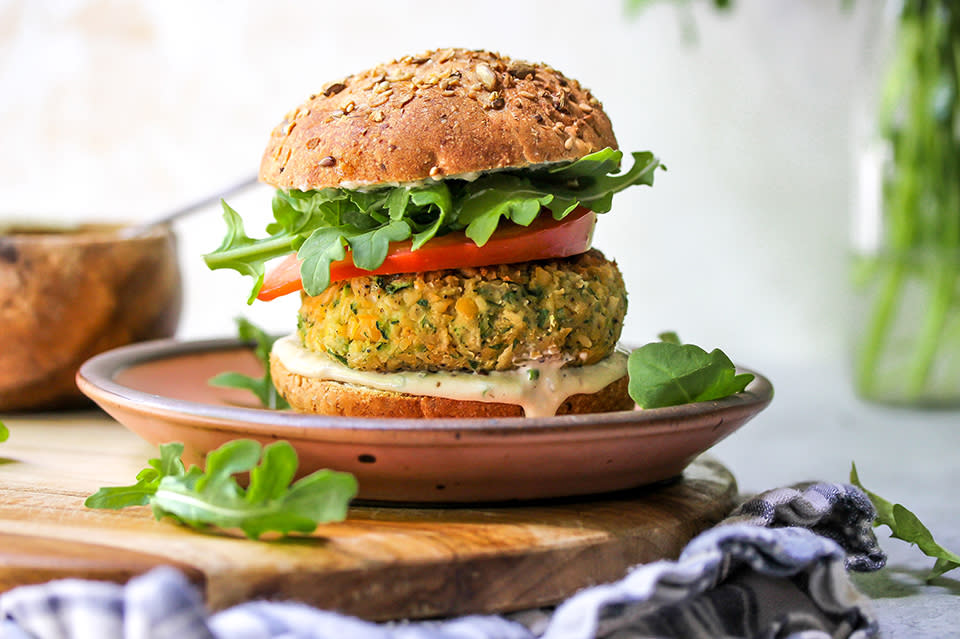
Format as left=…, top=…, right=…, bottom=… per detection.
left=408, top=183, right=454, bottom=249
left=85, top=442, right=186, bottom=509
left=204, top=148, right=661, bottom=300
left=209, top=317, right=290, bottom=410
left=457, top=175, right=556, bottom=246
left=657, top=330, right=681, bottom=344
left=850, top=462, right=960, bottom=579
left=546, top=147, right=625, bottom=178
left=537, top=150, right=662, bottom=214
left=0, top=420, right=8, bottom=443
left=347, top=220, right=413, bottom=272
left=210, top=202, right=301, bottom=304
left=627, top=334, right=754, bottom=408
left=86, top=440, right=357, bottom=540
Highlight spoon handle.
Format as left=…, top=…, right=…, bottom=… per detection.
left=120, top=175, right=259, bottom=238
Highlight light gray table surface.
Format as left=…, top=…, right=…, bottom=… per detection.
left=710, top=360, right=960, bottom=638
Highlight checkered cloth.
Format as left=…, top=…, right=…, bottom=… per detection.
left=0, top=483, right=884, bottom=639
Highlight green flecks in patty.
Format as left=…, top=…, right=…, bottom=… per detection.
left=298, top=249, right=627, bottom=373
left=478, top=314, right=496, bottom=340
left=536, top=308, right=551, bottom=329
left=326, top=348, right=348, bottom=365
left=374, top=276, right=414, bottom=295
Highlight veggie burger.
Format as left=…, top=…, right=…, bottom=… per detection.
left=205, top=48, right=661, bottom=418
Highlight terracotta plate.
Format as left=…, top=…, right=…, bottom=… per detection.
left=77, top=338, right=773, bottom=503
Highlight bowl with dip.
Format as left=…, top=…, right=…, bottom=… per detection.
left=0, top=222, right=181, bottom=411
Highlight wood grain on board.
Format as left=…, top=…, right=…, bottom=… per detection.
left=0, top=414, right=737, bottom=620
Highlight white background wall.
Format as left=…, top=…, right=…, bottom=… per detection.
left=0, top=0, right=881, bottom=381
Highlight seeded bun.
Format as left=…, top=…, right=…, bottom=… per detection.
left=270, top=354, right=634, bottom=418
left=260, top=48, right=618, bottom=191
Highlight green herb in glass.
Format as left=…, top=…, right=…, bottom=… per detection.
left=626, top=0, right=960, bottom=404
left=852, top=1, right=960, bottom=404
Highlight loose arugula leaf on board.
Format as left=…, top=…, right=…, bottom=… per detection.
left=155, top=440, right=356, bottom=539
left=850, top=462, right=960, bottom=579
left=627, top=334, right=754, bottom=408
left=204, top=148, right=662, bottom=300
left=209, top=317, right=290, bottom=410
left=85, top=442, right=186, bottom=509
left=86, top=440, right=357, bottom=540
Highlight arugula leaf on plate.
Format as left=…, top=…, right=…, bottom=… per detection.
left=850, top=462, right=960, bottom=579
left=627, top=333, right=754, bottom=408
left=209, top=317, right=289, bottom=410
left=86, top=440, right=357, bottom=540
left=0, top=420, right=8, bottom=443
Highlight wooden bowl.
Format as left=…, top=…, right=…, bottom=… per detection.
left=0, top=223, right=181, bottom=411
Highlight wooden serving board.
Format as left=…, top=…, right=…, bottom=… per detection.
left=0, top=413, right=737, bottom=620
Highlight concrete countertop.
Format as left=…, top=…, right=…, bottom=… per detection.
left=711, top=361, right=960, bottom=637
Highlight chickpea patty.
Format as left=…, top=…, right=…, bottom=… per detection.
left=297, top=249, right=627, bottom=373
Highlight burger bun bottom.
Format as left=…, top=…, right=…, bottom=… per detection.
left=270, top=354, right=634, bottom=419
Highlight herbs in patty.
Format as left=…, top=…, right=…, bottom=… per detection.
left=298, top=250, right=627, bottom=373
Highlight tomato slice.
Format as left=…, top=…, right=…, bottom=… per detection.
left=257, top=207, right=597, bottom=301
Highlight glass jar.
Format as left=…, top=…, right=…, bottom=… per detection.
left=850, top=1, right=960, bottom=407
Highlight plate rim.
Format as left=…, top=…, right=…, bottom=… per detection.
left=77, top=337, right=774, bottom=434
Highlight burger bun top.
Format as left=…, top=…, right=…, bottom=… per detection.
left=259, top=48, right=619, bottom=191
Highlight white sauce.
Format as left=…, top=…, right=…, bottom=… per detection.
left=273, top=334, right=628, bottom=418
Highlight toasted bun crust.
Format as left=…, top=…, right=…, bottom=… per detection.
left=260, top=48, right=618, bottom=190
left=271, top=354, right=634, bottom=418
